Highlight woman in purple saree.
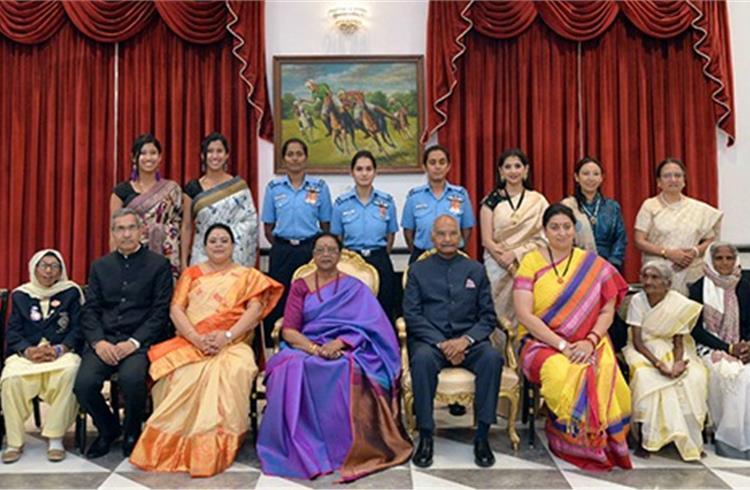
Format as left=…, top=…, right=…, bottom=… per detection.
left=257, top=233, right=412, bottom=482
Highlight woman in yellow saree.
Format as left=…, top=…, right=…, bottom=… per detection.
left=623, top=260, right=707, bottom=461
left=513, top=203, right=632, bottom=471
left=129, top=223, right=283, bottom=477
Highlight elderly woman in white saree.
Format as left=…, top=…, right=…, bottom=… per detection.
left=624, top=260, right=708, bottom=461
left=689, top=242, right=750, bottom=459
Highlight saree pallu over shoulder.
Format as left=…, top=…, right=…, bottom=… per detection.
left=129, top=265, right=282, bottom=477
left=636, top=196, right=722, bottom=293
left=257, top=275, right=411, bottom=482
left=623, top=291, right=707, bottom=461
left=129, top=179, right=182, bottom=277
left=190, top=177, right=258, bottom=267
left=517, top=249, right=628, bottom=382
left=515, top=249, right=632, bottom=471
left=147, top=265, right=283, bottom=380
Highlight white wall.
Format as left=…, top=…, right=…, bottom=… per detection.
left=260, top=0, right=430, bottom=250
left=262, top=0, right=749, bottom=251
left=719, top=1, right=750, bottom=248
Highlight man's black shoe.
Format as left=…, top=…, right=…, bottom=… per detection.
left=412, top=436, right=434, bottom=468
left=474, top=438, right=495, bottom=467
left=86, top=434, right=117, bottom=459
left=122, top=433, right=140, bottom=458
left=449, top=403, right=467, bottom=416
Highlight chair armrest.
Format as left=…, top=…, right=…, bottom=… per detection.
left=272, top=318, right=283, bottom=354
left=498, top=316, right=518, bottom=371
left=396, top=317, right=410, bottom=376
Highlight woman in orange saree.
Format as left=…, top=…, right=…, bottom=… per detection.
left=513, top=203, right=632, bottom=471
left=129, top=223, right=282, bottom=477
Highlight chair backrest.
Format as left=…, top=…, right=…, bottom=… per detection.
left=401, top=248, right=470, bottom=288
left=292, top=249, right=379, bottom=295
left=0, top=288, right=9, bottom=369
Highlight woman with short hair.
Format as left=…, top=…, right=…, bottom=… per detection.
left=634, top=157, right=722, bottom=294
left=624, top=260, right=708, bottom=461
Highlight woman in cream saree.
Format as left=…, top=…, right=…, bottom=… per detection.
left=129, top=224, right=282, bottom=477
left=624, top=261, right=708, bottom=461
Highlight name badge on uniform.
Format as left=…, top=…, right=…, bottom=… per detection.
left=375, top=199, right=388, bottom=218
left=449, top=196, right=463, bottom=215
left=465, top=278, right=476, bottom=289
left=305, top=188, right=319, bottom=205
left=56, top=312, right=70, bottom=333
left=30, top=305, right=42, bottom=322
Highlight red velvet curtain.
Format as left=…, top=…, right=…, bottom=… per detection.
left=425, top=0, right=735, bottom=281
left=0, top=1, right=270, bottom=288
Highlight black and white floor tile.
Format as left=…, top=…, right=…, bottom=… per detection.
left=3, top=407, right=750, bottom=489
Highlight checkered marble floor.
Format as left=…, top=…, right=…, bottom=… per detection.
left=4, top=407, right=750, bottom=489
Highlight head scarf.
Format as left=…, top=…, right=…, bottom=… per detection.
left=702, top=242, right=741, bottom=343
left=14, top=249, right=84, bottom=319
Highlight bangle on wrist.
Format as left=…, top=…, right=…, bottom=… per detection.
left=660, top=248, right=667, bottom=259
left=587, top=332, right=601, bottom=345
left=692, top=246, right=700, bottom=257
left=729, top=343, right=734, bottom=355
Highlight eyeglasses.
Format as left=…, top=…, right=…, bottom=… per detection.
left=36, top=262, right=61, bottom=272
left=313, top=246, right=340, bottom=255
left=113, top=224, right=139, bottom=234
left=660, top=172, right=684, bottom=180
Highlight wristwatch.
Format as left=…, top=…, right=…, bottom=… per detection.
left=557, top=339, right=569, bottom=352
left=224, top=330, right=233, bottom=340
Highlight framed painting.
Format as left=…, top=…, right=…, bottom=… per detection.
left=273, top=55, right=424, bottom=174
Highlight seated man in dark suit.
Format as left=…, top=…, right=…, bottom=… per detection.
left=73, top=208, right=173, bottom=458
left=403, top=214, right=503, bottom=468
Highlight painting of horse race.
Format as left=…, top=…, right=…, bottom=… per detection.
left=273, top=55, right=424, bottom=174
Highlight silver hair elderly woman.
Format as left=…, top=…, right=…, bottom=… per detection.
left=623, top=259, right=708, bottom=460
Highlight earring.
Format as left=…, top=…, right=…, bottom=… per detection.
left=155, top=170, right=161, bottom=181
left=130, top=164, right=138, bottom=182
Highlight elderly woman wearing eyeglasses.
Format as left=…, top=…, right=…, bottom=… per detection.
left=1, top=250, right=84, bottom=463
left=633, top=157, right=723, bottom=295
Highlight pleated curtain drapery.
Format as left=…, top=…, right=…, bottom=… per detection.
left=0, top=1, right=272, bottom=287
left=424, top=0, right=735, bottom=281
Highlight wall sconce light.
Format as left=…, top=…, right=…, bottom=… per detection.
left=328, top=5, right=367, bottom=35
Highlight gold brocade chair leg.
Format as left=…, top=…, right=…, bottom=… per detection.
left=505, top=392, right=520, bottom=451
left=403, top=389, right=416, bottom=435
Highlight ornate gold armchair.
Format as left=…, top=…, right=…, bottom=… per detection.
left=270, top=249, right=380, bottom=351
left=397, top=250, right=521, bottom=450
